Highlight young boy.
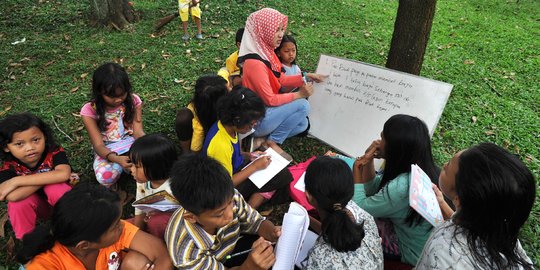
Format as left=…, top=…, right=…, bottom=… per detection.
left=218, top=28, right=244, bottom=88
left=165, top=154, right=280, bottom=269
left=179, top=0, right=203, bottom=41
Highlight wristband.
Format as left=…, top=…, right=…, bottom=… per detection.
left=105, top=151, right=118, bottom=161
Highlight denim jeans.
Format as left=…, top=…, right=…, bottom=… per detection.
left=253, top=99, right=309, bottom=144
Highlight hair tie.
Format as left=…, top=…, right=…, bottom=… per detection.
left=332, top=203, right=343, bottom=211
left=241, top=94, right=245, bottom=100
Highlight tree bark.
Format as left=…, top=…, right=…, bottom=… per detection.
left=385, top=0, right=437, bottom=75
left=89, top=0, right=136, bottom=29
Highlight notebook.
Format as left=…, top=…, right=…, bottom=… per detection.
left=132, top=190, right=180, bottom=213
left=409, top=164, right=444, bottom=226
left=274, top=202, right=310, bottom=270
left=245, top=147, right=291, bottom=188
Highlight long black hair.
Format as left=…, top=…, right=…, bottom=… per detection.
left=305, top=156, right=365, bottom=252
left=129, top=134, right=178, bottom=181
left=454, top=143, right=535, bottom=269
left=193, top=74, right=228, bottom=134
left=17, top=184, right=121, bottom=264
left=379, top=114, right=440, bottom=226
left=217, top=86, right=265, bottom=128
left=91, top=62, right=135, bottom=131
left=0, top=113, right=58, bottom=160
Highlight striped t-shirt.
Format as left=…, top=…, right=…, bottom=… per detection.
left=164, top=190, right=265, bottom=269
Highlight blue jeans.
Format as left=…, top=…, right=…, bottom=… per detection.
left=253, top=99, right=309, bottom=144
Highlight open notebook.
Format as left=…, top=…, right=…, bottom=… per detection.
left=132, top=190, right=180, bottom=213
left=273, top=202, right=310, bottom=270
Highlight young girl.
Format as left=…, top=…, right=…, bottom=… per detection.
left=175, top=74, right=228, bottom=154
left=129, top=134, right=178, bottom=239
left=0, top=113, right=72, bottom=240
left=352, top=114, right=439, bottom=266
left=81, top=62, right=144, bottom=187
left=302, top=156, right=383, bottom=269
left=416, top=143, right=534, bottom=269
left=276, top=35, right=301, bottom=76
left=17, top=184, right=173, bottom=270
left=202, top=86, right=292, bottom=208
left=275, top=35, right=301, bottom=93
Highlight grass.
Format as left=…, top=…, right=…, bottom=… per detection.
left=0, top=0, right=539, bottom=267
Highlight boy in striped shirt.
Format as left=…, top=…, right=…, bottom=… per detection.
left=165, top=154, right=281, bottom=269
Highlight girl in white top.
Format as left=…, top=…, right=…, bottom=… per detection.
left=129, top=134, right=178, bottom=239
left=416, top=143, right=534, bottom=269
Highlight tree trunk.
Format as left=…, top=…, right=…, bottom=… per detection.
left=385, top=0, right=437, bottom=75
left=89, top=0, right=136, bottom=29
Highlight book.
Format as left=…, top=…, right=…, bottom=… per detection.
left=244, top=147, right=291, bottom=189
left=132, top=190, right=180, bottom=213
left=274, top=202, right=310, bottom=270
left=409, top=164, right=444, bottom=226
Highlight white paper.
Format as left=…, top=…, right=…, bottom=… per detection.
left=274, top=202, right=309, bottom=270
left=295, top=230, right=318, bottom=268
left=293, top=172, right=306, bottom=192
left=246, top=148, right=291, bottom=189
left=409, top=164, right=444, bottom=226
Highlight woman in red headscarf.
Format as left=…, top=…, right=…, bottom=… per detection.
left=238, top=8, right=326, bottom=145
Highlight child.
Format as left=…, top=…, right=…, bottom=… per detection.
left=165, top=154, right=280, bottom=269
left=129, top=134, right=178, bottom=239
left=416, top=143, right=535, bottom=269
left=353, top=114, right=439, bottom=266
left=302, top=156, right=383, bottom=269
left=179, top=0, right=202, bottom=40
left=17, top=184, right=173, bottom=270
left=81, top=62, right=144, bottom=188
left=0, top=113, right=72, bottom=240
left=175, top=74, right=228, bottom=154
left=275, top=34, right=301, bottom=76
left=218, top=28, right=244, bottom=88
left=202, top=86, right=291, bottom=208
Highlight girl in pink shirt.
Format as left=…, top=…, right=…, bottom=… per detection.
left=80, top=63, right=144, bottom=187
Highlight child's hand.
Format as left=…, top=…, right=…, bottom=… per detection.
left=0, top=178, right=18, bottom=200
left=250, top=151, right=265, bottom=161
left=252, top=155, right=271, bottom=170
left=243, top=237, right=276, bottom=270
left=306, top=73, right=328, bottom=83
left=365, top=139, right=382, bottom=158
left=432, top=184, right=446, bottom=206
left=257, top=220, right=281, bottom=242
left=116, top=156, right=133, bottom=172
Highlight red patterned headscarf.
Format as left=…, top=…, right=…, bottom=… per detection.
left=238, top=8, right=288, bottom=73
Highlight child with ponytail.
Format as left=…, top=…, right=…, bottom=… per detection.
left=302, top=156, right=383, bottom=269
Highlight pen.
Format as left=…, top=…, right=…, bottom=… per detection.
left=225, top=242, right=276, bottom=260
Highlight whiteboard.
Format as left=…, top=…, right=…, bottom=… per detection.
left=308, top=55, right=453, bottom=158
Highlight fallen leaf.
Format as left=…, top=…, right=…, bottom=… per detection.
left=471, top=116, right=477, bottom=123
left=0, top=105, right=12, bottom=117
left=484, top=130, right=495, bottom=136
left=64, top=34, right=71, bottom=41
left=74, top=126, right=84, bottom=132
left=141, top=63, right=146, bottom=70
left=9, top=62, right=22, bottom=67
left=44, top=60, right=55, bottom=67
left=174, top=78, right=184, bottom=84
left=70, top=86, right=79, bottom=93
left=80, top=73, right=88, bottom=79
left=10, top=75, right=16, bottom=80
left=463, top=59, right=475, bottom=65
left=71, top=112, right=81, bottom=117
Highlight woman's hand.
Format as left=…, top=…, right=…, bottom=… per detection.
left=306, top=73, right=328, bottom=83
left=297, top=83, right=314, bottom=98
